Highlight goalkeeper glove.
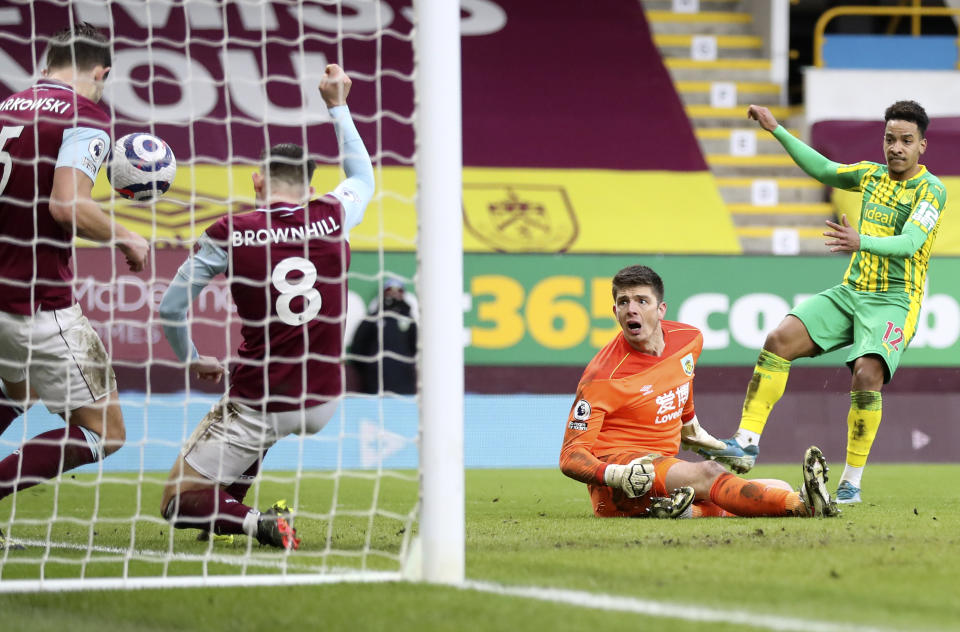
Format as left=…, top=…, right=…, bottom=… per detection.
left=603, top=456, right=655, bottom=498
left=680, top=415, right=726, bottom=451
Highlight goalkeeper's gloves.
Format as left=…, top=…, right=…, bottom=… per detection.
left=680, top=415, right=726, bottom=452
left=603, top=455, right=655, bottom=498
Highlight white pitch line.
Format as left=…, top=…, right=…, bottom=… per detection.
left=0, top=553, right=912, bottom=632
left=0, top=571, right=404, bottom=593
left=462, top=580, right=903, bottom=632
left=14, top=538, right=320, bottom=572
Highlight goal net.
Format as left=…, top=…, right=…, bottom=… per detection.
left=0, top=0, right=462, bottom=590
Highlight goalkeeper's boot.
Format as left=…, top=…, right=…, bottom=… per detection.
left=256, top=500, right=300, bottom=550
left=799, top=446, right=840, bottom=518
left=696, top=438, right=758, bottom=474
left=647, top=486, right=695, bottom=519
left=835, top=480, right=862, bottom=505
left=0, top=527, right=24, bottom=550
left=196, top=530, right=235, bottom=545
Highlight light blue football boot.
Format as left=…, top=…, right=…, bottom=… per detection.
left=697, top=438, right=759, bottom=474
left=835, top=480, right=862, bottom=504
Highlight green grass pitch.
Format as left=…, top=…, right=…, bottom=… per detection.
left=0, top=464, right=958, bottom=632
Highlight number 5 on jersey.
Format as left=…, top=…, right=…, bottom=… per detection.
left=0, top=125, right=25, bottom=196
left=272, top=256, right=322, bottom=325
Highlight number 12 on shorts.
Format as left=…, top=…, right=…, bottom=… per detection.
left=882, top=321, right=904, bottom=352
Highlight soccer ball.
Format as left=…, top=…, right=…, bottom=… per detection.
left=106, top=133, right=176, bottom=201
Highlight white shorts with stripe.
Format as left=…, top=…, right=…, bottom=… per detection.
left=0, top=304, right=116, bottom=413
left=183, top=396, right=338, bottom=486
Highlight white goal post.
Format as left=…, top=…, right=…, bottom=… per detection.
left=0, top=0, right=463, bottom=590
left=414, top=0, right=465, bottom=584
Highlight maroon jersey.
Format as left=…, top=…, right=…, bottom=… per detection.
left=0, top=80, right=110, bottom=314
left=205, top=198, right=350, bottom=411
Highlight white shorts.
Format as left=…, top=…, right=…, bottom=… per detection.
left=183, top=396, right=338, bottom=486
left=0, top=304, right=116, bottom=414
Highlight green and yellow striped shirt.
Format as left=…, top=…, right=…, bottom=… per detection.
left=771, top=126, right=946, bottom=312
left=832, top=162, right=944, bottom=302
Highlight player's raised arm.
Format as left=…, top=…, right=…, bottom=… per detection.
left=747, top=104, right=860, bottom=190
left=157, top=233, right=227, bottom=382
left=320, top=64, right=375, bottom=232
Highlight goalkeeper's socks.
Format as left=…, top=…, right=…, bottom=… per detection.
left=169, top=488, right=251, bottom=535
left=0, top=425, right=99, bottom=500
left=709, top=473, right=799, bottom=517
left=739, top=349, right=791, bottom=436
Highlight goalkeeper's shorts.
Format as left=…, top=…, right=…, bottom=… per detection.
left=588, top=454, right=679, bottom=518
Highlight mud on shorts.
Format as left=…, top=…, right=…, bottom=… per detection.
left=182, top=396, right=339, bottom=486
left=0, top=304, right=116, bottom=413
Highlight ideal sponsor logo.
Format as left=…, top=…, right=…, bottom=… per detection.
left=863, top=203, right=895, bottom=226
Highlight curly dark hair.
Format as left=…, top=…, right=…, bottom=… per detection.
left=261, top=143, right=316, bottom=188
left=611, top=265, right=664, bottom=303
left=885, top=100, right=929, bottom=138
left=46, top=22, right=110, bottom=71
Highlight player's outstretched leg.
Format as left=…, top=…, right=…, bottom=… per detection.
left=799, top=446, right=840, bottom=518
left=697, top=439, right=759, bottom=474
left=647, top=486, right=695, bottom=519
left=698, top=348, right=793, bottom=473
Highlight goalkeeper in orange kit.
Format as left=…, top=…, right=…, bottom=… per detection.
left=559, top=265, right=840, bottom=519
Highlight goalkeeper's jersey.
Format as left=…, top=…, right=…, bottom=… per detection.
left=559, top=321, right=701, bottom=466
left=832, top=162, right=945, bottom=304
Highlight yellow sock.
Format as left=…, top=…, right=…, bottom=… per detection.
left=846, top=391, right=882, bottom=468
left=739, top=350, right=791, bottom=436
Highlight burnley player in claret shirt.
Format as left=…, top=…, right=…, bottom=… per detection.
left=0, top=23, right=149, bottom=549
left=157, top=64, right=374, bottom=550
